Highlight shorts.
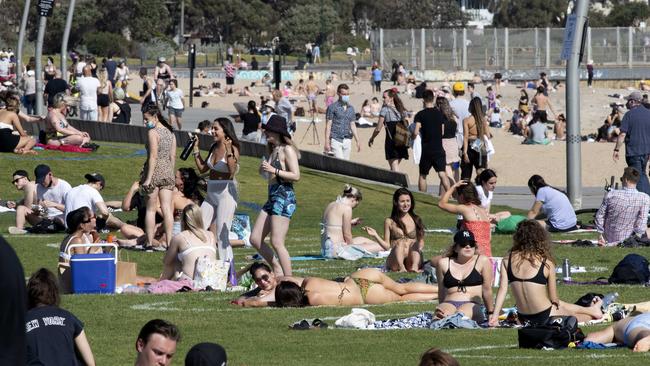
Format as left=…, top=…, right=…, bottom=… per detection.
left=546, top=220, right=577, bottom=233
left=97, top=94, right=110, bottom=107
left=536, top=110, right=548, bottom=123
left=226, top=76, right=234, bottom=85
left=0, top=128, right=20, bottom=152
left=308, top=94, right=316, bottom=102
left=262, top=183, right=296, bottom=219
left=518, top=306, right=551, bottom=326
left=168, top=107, right=184, bottom=117
left=419, top=152, right=446, bottom=176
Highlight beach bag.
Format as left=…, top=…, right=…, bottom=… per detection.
left=393, top=120, right=410, bottom=147
left=193, top=257, right=229, bottom=290
left=495, top=215, right=526, bottom=234
left=518, top=316, right=584, bottom=349
left=608, top=254, right=650, bottom=284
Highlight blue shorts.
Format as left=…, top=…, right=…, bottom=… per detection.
left=624, top=313, right=650, bottom=346
left=262, top=183, right=296, bottom=218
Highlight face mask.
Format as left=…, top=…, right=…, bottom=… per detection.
left=341, top=95, right=350, bottom=104
left=145, top=120, right=155, bottom=129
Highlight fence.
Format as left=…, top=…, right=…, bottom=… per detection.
left=371, top=27, right=650, bottom=71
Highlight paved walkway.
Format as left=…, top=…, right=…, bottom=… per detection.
left=128, top=104, right=234, bottom=132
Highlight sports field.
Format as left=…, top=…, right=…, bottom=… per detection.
left=2, top=142, right=650, bottom=365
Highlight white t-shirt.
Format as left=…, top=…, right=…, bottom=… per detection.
left=76, top=61, right=86, bottom=75
left=37, top=178, right=72, bottom=218
left=166, top=88, right=184, bottom=109
left=0, top=59, right=9, bottom=76
left=535, top=186, right=577, bottom=230
left=76, top=76, right=100, bottom=110
left=450, top=98, right=470, bottom=138
left=476, top=185, right=493, bottom=210
left=63, top=184, right=104, bottom=224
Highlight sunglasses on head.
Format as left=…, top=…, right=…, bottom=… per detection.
left=82, top=215, right=96, bottom=223
left=255, top=274, right=271, bottom=282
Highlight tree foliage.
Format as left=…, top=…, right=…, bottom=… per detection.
left=373, top=0, right=467, bottom=28
left=278, top=3, right=340, bottom=50
left=492, top=0, right=567, bottom=28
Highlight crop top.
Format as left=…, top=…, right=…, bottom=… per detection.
left=506, top=253, right=548, bottom=285
left=443, top=256, right=483, bottom=292
left=206, top=151, right=229, bottom=173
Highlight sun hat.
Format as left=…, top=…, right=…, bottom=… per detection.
left=262, top=114, right=290, bottom=138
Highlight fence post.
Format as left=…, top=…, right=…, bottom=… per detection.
left=380, top=28, right=384, bottom=68
left=629, top=27, right=634, bottom=68
left=504, top=27, right=509, bottom=69
left=411, top=28, right=417, bottom=69
left=205, top=53, right=208, bottom=67
left=173, top=55, right=177, bottom=68
left=617, top=27, right=622, bottom=64
left=452, top=29, right=458, bottom=68
left=545, top=27, right=551, bottom=70
left=534, top=27, right=539, bottom=67
left=462, top=28, right=468, bottom=70
left=493, top=27, right=499, bottom=67
left=431, top=30, right=436, bottom=68
left=587, top=26, right=592, bottom=63
left=421, top=28, right=426, bottom=71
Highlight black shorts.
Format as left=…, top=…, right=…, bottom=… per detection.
left=419, top=152, right=446, bottom=176
left=537, top=110, right=548, bottom=123
left=226, top=77, right=235, bottom=85
left=545, top=220, right=577, bottom=233
left=518, top=306, right=551, bottom=326
left=97, top=94, right=110, bottom=107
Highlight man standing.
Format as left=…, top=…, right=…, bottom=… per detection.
left=450, top=82, right=470, bottom=180
left=312, top=44, right=321, bottom=64
left=272, top=89, right=294, bottom=133
left=595, top=167, right=650, bottom=246
left=63, top=173, right=123, bottom=231
left=324, top=84, right=361, bottom=160
left=413, top=90, right=450, bottom=194
left=43, top=70, right=69, bottom=107
left=134, top=319, right=180, bottom=366
left=223, top=61, right=236, bottom=94
left=104, top=53, right=117, bottom=87
left=7, top=170, right=36, bottom=235
left=76, top=65, right=100, bottom=121
left=305, top=74, right=319, bottom=120
left=614, top=91, right=650, bottom=196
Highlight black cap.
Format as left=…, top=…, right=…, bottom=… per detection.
left=84, top=173, right=105, bottom=188
left=34, top=164, right=51, bottom=184
left=453, top=229, right=476, bottom=246
left=184, top=343, right=227, bottom=366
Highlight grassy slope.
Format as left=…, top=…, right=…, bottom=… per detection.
left=2, top=142, right=650, bottom=365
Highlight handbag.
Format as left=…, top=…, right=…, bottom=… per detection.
left=518, top=316, right=585, bottom=349
left=393, top=119, right=410, bottom=147
left=193, top=257, right=229, bottom=291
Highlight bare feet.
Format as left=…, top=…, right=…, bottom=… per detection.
left=633, top=336, right=650, bottom=352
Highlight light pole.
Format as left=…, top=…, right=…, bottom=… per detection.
left=16, top=0, right=31, bottom=88
left=60, top=0, right=76, bottom=81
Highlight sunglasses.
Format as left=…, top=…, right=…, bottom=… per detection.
left=12, top=176, right=24, bottom=184
left=254, top=274, right=271, bottom=282
left=82, top=215, right=96, bottom=223
left=460, top=242, right=477, bottom=248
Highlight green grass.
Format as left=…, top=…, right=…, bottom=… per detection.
left=3, top=142, right=650, bottom=365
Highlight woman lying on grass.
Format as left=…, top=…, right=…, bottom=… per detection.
left=274, top=268, right=438, bottom=307
left=231, top=262, right=303, bottom=307
left=489, top=220, right=604, bottom=326
left=435, top=229, right=494, bottom=322
left=586, top=313, right=650, bottom=352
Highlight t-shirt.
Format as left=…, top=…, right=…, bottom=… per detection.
left=620, top=106, right=650, bottom=156
left=166, top=88, right=184, bottom=109
left=276, top=98, right=293, bottom=124
left=0, top=59, right=9, bottom=76
left=529, top=122, right=547, bottom=143
left=372, top=68, right=382, bottom=81
left=76, top=76, right=100, bottom=110
left=450, top=98, right=470, bottom=137
left=37, top=178, right=72, bottom=218
left=536, top=186, right=577, bottom=230
left=25, top=306, right=83, bottom=366
left=0, top=238, right=27, bottom=366
left=242, top=112, right=261, bottom=135
left=414, top=107, right=444, bottom=153
left=44, top=79, right=69, bottom=106
left=476, top=185, right=493, bottom=210
left=63, top=184, right=104, bottom=224
left=75, top=61, right=86, bottom=75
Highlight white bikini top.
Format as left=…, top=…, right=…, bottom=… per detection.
left=0, top=121, right=13, bottom=130
left=59, top=233, right=92, bottom=261
left=206, top=151, right=230, bottom=173
left=177, top=231, right=216, bottom=262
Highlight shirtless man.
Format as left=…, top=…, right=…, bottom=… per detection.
left=585, top=313, right=650, bottom=352
left=532, top=86, right=555, bottom=123
left=324, top=79, right=336, bottom=108
left=7, top=170, right=37, bottom=234
left=306, top=74, right=319, bottom=119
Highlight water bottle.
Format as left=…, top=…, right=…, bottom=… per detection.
left=562, top=258, right=571, bottom=282
left=601, top=292, right=619, bottom=312
left=180, top=133, right=197, bottom=161
left=228, top=259, right=238, bottom=286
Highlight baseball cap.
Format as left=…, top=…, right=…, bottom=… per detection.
left=453, top=229, right=476, bottom=246
left=452, top=82, right=465, bottom=92
left=626, top=91, right=642, bottom=102
left=184, top=343, right=227, bottom=366
left=84, top=173, right=105, bottom=188
left=34, top=164, right=51, bottom=184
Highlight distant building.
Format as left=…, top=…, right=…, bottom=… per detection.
left=458, top=0, right=494, bottom=28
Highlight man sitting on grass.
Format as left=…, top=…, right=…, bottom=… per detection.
left=134, top=319, right=180, bottom=366
left=63, top=173, right=124, bottom=232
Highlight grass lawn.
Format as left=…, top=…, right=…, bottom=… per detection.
left=2, top=142, right=650, bottom=365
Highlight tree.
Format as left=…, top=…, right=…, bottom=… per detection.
left=492, top=0, right=567, bottom=28
left=372, top=0, right=467, bottom=29
left=278, top=3, right=340, bottom=51
left=604, top=2, right=650, bottom=27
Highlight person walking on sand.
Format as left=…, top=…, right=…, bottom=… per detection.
left=614, top=91, right=650, bottom=197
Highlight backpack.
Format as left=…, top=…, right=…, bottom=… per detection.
left=608, top=254, right=650, bottom=284
left=518, top=316, right=585, bottom=349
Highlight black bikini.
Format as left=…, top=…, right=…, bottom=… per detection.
left=443, top=256, right=483, bottom=293
left=506, top=253, right=548, bottom=285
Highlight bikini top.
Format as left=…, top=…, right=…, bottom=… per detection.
left=59, top=233, right=92, bottom=261
left=390, top=222, right=417, bottom=241
left=206, top=151, right=229, bottom=173
left=177, top=231, right=215, bottom=263
left=507, top=253, right=548, bottom=285
left=443, top=256, right=483, bottom=292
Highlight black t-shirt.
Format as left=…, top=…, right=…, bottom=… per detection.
left=25, top=306, right=83, bottom=366
left=44, top=79, right=69, bottom=107
left=415, top=107, right=445, bottom=152
left=242, top=112, right=261, bottom=135
left=251, top=60, right=259, bottom=70
left=0, top=238, right=27, bottom=366
left=442, top=114, right=457, bottom=139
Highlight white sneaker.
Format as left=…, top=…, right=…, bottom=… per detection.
left=8, top=226, right=27, bottom=234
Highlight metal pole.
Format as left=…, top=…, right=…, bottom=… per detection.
left=546, top=27, right=551, bottom=69
left=493, top=27, right=498, bottom=67
left=462, top=28, right=467, bottom=70
left=35, top=16, right=47, bottom=116
left=379, top=29, right=384, bottom=68
left=431, top=31, right=435, bottom=68
left=16, top=0, right=31, bottom=88
left=420, top=28, right=425, bottom=71
left=452, top=29, right=458, bottom=67
left=180, top=0, right=185, bottom=43
left=616, top=26, right=621, bottom=64
left=504, top=27, right=509, bottom=69
left=60, top=0, right=76, bottom=82
left=410, top=28, right=416, bottom=69
left=587, top=26, right=592, bottom=63
left=566, top=0, right=589, bottom=209
left=534, top=27, right=539, bottom=67
left=629, top=27, right=634, bottom=69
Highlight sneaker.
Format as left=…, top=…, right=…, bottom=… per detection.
left=8, top=226, right=27, bottom=234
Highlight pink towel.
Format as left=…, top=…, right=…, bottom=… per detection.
left=147, top=278, right=194, bottom=294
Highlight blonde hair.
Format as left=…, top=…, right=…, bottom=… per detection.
left=181, top=204, right=207, bottom=242
left=98, top=69, right=108, bottom=89
left=52, top=92, right=67, bottom=108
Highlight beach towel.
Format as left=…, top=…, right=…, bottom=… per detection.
left=373, top=312, right=481, bottom=330
left=148, top=278, right=195, bottom=294
left=36, top=143, right=92, bottom=153
left=337, top=246, right=390, bottom=260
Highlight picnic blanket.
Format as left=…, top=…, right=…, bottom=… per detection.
left=36, top=143, right=92, bottom=153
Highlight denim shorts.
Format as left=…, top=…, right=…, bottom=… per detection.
left=168, top=107, right=184, bottom=117
left=262, top=183, right=296, bottom=218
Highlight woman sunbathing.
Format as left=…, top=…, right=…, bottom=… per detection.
left=585, top=313, right=650, bottom=352
left=231, top=262, right=303, bottom=307
left=274, top=268, right=438, bottom=307
left=435, top=229, right=494, bottom=322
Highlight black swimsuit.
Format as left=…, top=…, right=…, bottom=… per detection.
left=443, top=256, right=483, bottom=293
left=507, top=253, right=551, bottom=325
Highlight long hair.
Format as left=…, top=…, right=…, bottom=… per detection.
left=215, top=118, right=241, bottom=150
left=390, top=188, right=425, bottom=242
left=475, top=169, right=497, bottom=187
left=436, top=97, right=456, bottom=125
left=66, top=206, right=92, bottom=234
left=274, top=281, right=308, bottom=307
left=510, top=220, right=554, bottom=270
left=144, top=104, right=173, bottom=132
left=457, top=182, right=482, bottom=206
left=98, top=68, right=108, bottom=89
left=385, top=89, right=406, bottom=115
left=181, top=204, right=207, bottom=242
left=27, top=268, right=60, bottom=309
left=5, top=98, right=20, bottom=113
left=469, top=97, right=486, bottom=138
left=178, top=167, right=204, bottom=203
left=527, top=174, right=566, bottom=196
left=247, top=100, right=258, bottom=115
